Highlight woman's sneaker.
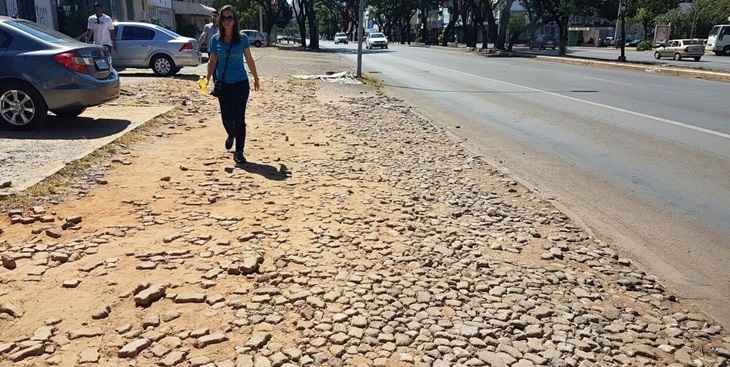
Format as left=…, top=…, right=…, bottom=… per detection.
left=234, top=152, right=246, bottom=165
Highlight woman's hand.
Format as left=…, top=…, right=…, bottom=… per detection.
left=244, top=48, right=260, bottom=92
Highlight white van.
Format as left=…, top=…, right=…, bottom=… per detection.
left=706, top=25, right=730, bottom=56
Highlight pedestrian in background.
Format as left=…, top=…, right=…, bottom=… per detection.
left=206, top=5, right=260, bottom=165
left=198, top=10, right=219, bottom=56
left=83, top=2, right=115, bottom=54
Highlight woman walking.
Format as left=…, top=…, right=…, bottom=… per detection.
left=206, top=4, right=260, bottom=164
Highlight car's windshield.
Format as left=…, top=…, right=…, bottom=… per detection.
left=709, top=26, right=720, bottom=37
left=370, top=33, right=385, bottom=38
left=6, top=20, right=77, bottom=43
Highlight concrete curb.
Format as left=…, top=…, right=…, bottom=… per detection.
left=519, top=53, right=730, bottom=82
left=0, top=105, right=174, bottom=196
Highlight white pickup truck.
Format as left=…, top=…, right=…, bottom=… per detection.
left=706, top=24, right=730, bottom=56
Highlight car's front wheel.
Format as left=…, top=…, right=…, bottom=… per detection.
left=673, top=53, right=682, bottom=61
left=724, top=46, right=730, bottom=56
left=254, top=40, right=263, bottom=48
left=0, top=82, right=47, bottom=130
left=654, top=51, right=661, bottom=59
left=53, top=107, right=86, bottom=119
left=151, top=54, right=176, bottom=76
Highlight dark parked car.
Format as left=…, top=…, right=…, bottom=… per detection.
left=0, top=16, right=119, bottom=129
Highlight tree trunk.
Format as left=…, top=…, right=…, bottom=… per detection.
left=305, top=0, right=319, bottom=49
left=442, top=17, right=456, bottom=46
left=558, top=17, right=568, bottom=55
left=293, top=0, right=307, bottom=47
left=496, top=0, right=514, bottom=50
left=420, top=8, right=429, bottom=44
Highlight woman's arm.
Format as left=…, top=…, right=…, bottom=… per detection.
left=207, top=53, right=218, bottom=82
left=244, top=48, right=260, bottom=91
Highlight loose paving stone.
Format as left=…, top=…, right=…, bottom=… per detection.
left=91, top=305, right=111, bottom=319
left=142, top=314, right=160, bottom=328
left=195, top=332, right=228, bottom=348
left=62, top=279, right=81, bottom=288
left=118, top=338, right=151, bottom=358
left=1, top=254, right=16, bottom=270
left=0, top=301, right=23, bottom=318
left=78, top=348, right=100, bottom=364
left=162, top=351, right=187, bottom=366
left=134, top=284, right=166, bottom=307
left=246, top=332, right=271, bottom=349
left=175, top=293, right=207, bottom=303
left=190, top=356, right=212, bottom=366
left=9, top=342, right=44, bottom=362
left=68, top=327, right=103, bottom=339
left=161, top=310, right=181, bottom=322
left=236, top=355, right=254, bottom=367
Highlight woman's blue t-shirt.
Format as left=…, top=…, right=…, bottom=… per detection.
left=209, top=33, right=250, bottom=83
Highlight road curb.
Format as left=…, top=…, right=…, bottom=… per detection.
left=525, top=54, right=730, bottom=82
left=0, top=105, right=174, bottom=196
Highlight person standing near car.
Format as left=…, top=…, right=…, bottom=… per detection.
left=206, top=5, right=260, bottom=165
left=199, top=10, right=219, bottom=55
left=84, top=2, right=115, bottom=54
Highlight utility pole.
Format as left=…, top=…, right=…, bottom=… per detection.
left=356, top=0, right=366, bottom=78
left=259, top=6, right=263, bottom=33
left=618, top=0, right=627, bottom=62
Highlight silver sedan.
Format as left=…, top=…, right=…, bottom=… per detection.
left=112, top=22, right=201, bottom=76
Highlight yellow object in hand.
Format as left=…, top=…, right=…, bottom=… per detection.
left=197, top=77, right=208, bottom=94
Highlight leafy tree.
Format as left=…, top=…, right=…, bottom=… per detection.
left=508, top=13, right=528, bottom=47
left=521, top=0, right=613, bottom=55
left=632, top=7, right=653, bottom=40
left=655, top=0, right=730, bottom=39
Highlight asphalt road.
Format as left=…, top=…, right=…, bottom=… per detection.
left=324, top=41, right=730, bottom=326
left=521, top=46, right=730, bottom=72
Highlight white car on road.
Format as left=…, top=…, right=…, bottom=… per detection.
left=366, top=32, right=388, bottom=49
left=334, top=32, right=348, bottom=44
left=706, top=24, right=730, bottom=56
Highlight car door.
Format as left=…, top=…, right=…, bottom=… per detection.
left=0, top=29, right=9, bottom=59
left=114, top=25, right=156, bottom=67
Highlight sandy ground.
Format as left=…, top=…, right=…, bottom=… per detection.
left=1, top=48, right=729, bottom=367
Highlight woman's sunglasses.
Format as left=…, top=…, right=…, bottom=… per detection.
left=221, top=15, right=235, bottom=21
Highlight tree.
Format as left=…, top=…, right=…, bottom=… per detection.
left=632, top=7, right=652, bottom=40
left=293, top=0, right=308, bottom=46
left=306, top=0, right=320, bottom=49
left=508, top=13, right=528, bottom=48
left=496, top=0, right=515, bottom=49
left=655, top=0, right=730, bottom=39
left=521, top=0, right=608, bottom=55
left=248, top=0, right=292, bottom=44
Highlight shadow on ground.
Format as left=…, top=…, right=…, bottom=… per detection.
left=237, top=161, right=289, bottom=181
left=118, top=72, right=200, bottom=81
left=0, top=116, right=131, bottom=140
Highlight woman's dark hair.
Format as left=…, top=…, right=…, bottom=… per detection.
left=217, top=5, right=240, bottom=43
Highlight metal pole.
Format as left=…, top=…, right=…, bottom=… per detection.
left=618, top=0, right=626, bottom=62
left=356, top=0, right=366, bottom=78
left=259, top=6, right=263, bottom=33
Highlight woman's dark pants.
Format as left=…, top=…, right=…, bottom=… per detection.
left=217, top=81, right=250, bottom=154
